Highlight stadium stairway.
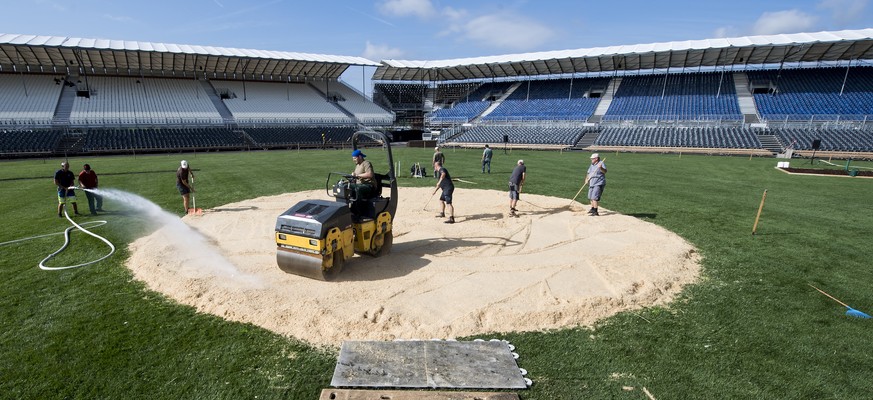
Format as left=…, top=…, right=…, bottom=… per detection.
left=733, top=72, right=760, bottom=123
left=55, top=130, right=86, bottom=154
left=572, top=130, right=600, bottom=150
left=233, top=129, right=258, bottom=149
left=589, top=77, right=622, bottom=122
left=52, top=81, right=76, bottom=125
left=306, top=83, right=357, bottom=120
left=472, top=82, right=522, bottom=122
left=757, top=134, right=783, bottom=154
left=199, top=80, right=236, bottom=123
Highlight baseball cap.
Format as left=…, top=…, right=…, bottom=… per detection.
left=351, top=149, right=366, bottom=158
left=590, top=153, right=599, bottom=159
left=181, top=160, right=188, bottom=168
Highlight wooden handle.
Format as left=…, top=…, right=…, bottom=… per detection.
left=809, top=284, right=850, bottom=308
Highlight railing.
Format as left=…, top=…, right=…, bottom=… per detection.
left=760, top=114, right=873, bottom=128
left=600, top=114, right=744, bottom=122
left=0, top=117, right=54, bottom=127
left=479, top=115, right=594, bottom=122
left=599, top=116, right=745, bottom=127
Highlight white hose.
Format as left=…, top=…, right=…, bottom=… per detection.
left=818, top=159, right=873, bottom=170
left=38, top=203, right=115, bottom=271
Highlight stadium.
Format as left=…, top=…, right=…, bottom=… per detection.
left=2, top=22, right=873, bottom=400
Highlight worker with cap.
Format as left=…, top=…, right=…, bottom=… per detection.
left=582, top=153, right=607, bottom=216
left=508, top=159, right=526, bottom=217
left=54, top=161, right=80, bottom=217
left=176, top=160, right=195, bottom=214
left=432, top=146, right=445, bottom=179
left=350, top=149, right=376, bottom=200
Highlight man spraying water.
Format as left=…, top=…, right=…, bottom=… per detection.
left=78, top=163, right=103, bottom=215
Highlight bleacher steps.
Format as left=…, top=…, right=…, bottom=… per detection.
left=733, top=72, right=759, bottom=123
left=234, top=129, right=257, bottom=149
left=473, top=82, right=522, bottom=122
left=199, top=80, right=236, bottom=123
left=573, top=131, right=600, bottom=150
left=757, top=134, right=783, bottom=154
left=591, top=77, right=622, bottom=119
left=306, top=82, right=357, bottom=120
left=55, top=130, right=86, bottom=154
left=52, top=82, right=76, bottom=125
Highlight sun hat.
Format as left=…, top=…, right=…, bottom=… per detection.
left=351, top=149, right=366, bottom=158
left=590, top=153, right=599, bottom=159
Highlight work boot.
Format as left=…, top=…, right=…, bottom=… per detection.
left=589, top=209, right=599, bottom=216
left=444, top=217, right=455, bottom=224
left=587, top=208, right=597, bottom=215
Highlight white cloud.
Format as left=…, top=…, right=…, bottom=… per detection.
left=35, top=0, right=67, bottom=12
left=441, top=6, right=467, bottom=21
left=435, top=6, right=468, bottom=37
left=752, top=10, right=818, bottom=35
left=363, top=41, right=404, bottom=60
left=713, top=26, right=736, bottom=38
left=462, top=13, right=554, bottom=51
left=102, top=14, right=133, bottom=23
left=818, top=0, right=869, bottom=25
left=378, top=0, right=436, bottom=18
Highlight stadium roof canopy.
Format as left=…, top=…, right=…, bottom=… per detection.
left=0, top=33, right=380, bottom=80
left=373, top=28, right=873, bottom=81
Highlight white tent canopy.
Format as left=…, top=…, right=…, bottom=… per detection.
left=374, top=29, right=873, bottom=81
left=0, top=33, right=380, bottom=80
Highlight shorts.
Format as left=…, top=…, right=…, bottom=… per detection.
left=509, top=183, right=520, bottom=200
left=177, top=182, right=190, bottom=195
left=58, top=189, right=76, bottom=204
left=588, top=184, right=605, bottom=201
left=439, top=186, right=454, bottom=205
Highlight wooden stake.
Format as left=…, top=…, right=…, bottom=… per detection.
left=643, top=387, right=657, bottom=400
left=752, top=189, right=768, bottom=235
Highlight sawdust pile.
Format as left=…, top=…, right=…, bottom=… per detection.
left=127, top=188, right=700, bottom=348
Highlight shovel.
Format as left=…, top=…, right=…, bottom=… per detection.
left=188, top=175, right=203, bottom=216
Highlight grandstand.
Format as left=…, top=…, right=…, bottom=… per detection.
left=2, top=29, right=873, bottom=158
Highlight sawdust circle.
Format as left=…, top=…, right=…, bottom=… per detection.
left=127, top=188, right=700, bottom=347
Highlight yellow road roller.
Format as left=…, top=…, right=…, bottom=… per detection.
left=275, top=130, right=397, bottom=280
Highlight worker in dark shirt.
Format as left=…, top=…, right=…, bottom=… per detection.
left=54, top=162, right=79, bottom=217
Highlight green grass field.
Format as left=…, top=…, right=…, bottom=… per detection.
left=1, top=148, right=871, bottom=399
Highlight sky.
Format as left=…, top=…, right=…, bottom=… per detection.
left=3, top=0, right=871, bottom=96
